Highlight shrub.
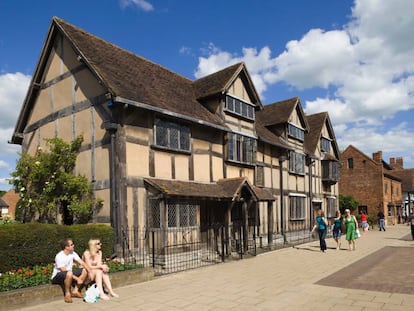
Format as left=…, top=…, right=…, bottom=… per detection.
left=0, top=223, right=113, bottom=272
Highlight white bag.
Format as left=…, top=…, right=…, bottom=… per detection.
left=83, top=283, right=100, bottom=303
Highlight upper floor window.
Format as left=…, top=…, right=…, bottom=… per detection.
left=289, top=151, right=305, bottom=175
left=227, top=132, right=256, bottom=165
left=347, top=158, right=353, bottom=169
left=154, top=119, right=190, bottom=152
left=322, top=161, right=340, bottom=184
left=225, top=95, right=255, bottom=120
left=288, top=123, right=304, bottom=141
left=321, top=137, right=331, bottom=153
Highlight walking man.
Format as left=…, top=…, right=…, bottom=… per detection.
left=377, top=211, right=386, bottom=231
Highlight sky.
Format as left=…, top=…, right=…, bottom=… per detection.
left=1, top=0, right=414, bottom=190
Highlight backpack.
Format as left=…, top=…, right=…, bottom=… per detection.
left=83, top=283, right=100, bottom=303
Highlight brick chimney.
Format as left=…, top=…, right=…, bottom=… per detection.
left=372, top=151, right=382, bottom=163
left=396, top=157, right=404, bottom=168
left=390, top=157, right=395, bottom=167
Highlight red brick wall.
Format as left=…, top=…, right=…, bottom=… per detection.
left=339, top=147, right=384, bottom=219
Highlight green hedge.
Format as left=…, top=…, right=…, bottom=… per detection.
left=0, top=223, right=114, bottom=272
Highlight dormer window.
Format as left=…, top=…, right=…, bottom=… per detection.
left=225, top=95, right=255, bottom=120
left=321, top=137, right=331, bottom=153
left=288, top=123, right=304, bottom=141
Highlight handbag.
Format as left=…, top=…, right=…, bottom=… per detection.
left=355, top=229, right=361, bottom=239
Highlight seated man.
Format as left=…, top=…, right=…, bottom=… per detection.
left=51, top=238, right=91, bottom=303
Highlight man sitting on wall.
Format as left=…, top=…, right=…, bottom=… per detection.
left=51, top=238, right=91, bottom=303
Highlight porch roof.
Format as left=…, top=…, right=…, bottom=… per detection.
left=144, top=177, right=275, bottom=202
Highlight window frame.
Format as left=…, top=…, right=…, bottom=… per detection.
left=320, top=136, right=331, bottom=153
left=287, top=123, right=305, bottom=141
left=227, top=132, right=257, bottom=165
left=289, top=194, right=306, bottom=220
left=289, top=151, right=305, bottom=175
left=225, top=95, right=255, bottom=121
left=326, top=196, right=336, bottom=218
left=154, top=118, right=190, bottom=152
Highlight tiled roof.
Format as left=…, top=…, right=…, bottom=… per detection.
left=257, top=97, right=299, bottom=127
left=255, top=115, right=291, bottom=149
left=54, top=17, right=226, bottom=128
left=144, top=177, right=275, bottom=201
left=192, top=63, right=243, bottom=99
left=305, top=112, right=326, bottom=155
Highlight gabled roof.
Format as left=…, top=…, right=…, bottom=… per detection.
left=193, top=62, right=262, bottom=108
left=342, top=145, right=401, bottom=180
left=305, top=112, right=340, bottom=160
left=255, top=115, right=292, bottom=149
left=144, top=177, right=275, bottom=201
left=16, top=17, right=260, bottom=143
left=256, top=97, right=309, bottom=131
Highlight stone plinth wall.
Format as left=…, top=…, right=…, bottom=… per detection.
left=1, top=268, right=155, bottom=311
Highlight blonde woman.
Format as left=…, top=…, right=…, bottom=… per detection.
left=83, top=239, right=119, bottom=300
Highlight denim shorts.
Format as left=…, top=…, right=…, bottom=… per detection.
left=333, top=229, right=342, bottom=239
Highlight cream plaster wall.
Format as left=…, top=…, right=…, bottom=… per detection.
left=193, top=154, right=210, bottom=182
left=154, top=152, right=172, bottom=178
left=212, top=156, right=223, bottom=181
left=94, top=147, right=110, bottom=181
left=126, top=143, right=149, bottom=177
left=95, top=189, right=111, bottom=222
left=174, top=155, right=190, bottom=180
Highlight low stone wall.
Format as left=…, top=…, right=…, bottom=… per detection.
left=1, top=268, right=155, bottom=311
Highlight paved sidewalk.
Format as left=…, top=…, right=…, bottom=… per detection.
left=19, top=225, right=414, bottom=311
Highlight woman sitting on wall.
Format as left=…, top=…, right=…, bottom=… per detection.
left=83, top=239, right=119, bottom=300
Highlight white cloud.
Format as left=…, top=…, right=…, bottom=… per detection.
left=0, top=73, right=28, bottom=164
left=0, top=72, right=30, bottom=128
left=194, top=0, right=414, bottom=166
left=119, top=0, right=154, bottom=12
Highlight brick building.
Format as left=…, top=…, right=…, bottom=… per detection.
left=339, top=145, right=402, bottom=225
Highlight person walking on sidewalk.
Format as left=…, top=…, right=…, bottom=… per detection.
left=378, top=211, right=386, bottom=231
left=332, top=210, right=342, bottom=250
left=311, top=209, right=328, bottom=252
left=344, top=209, right=358, bottom=251
left=360, top=211, right=369, bottom=233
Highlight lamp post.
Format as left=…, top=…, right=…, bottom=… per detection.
left=279, top=155, right=287, bottom=244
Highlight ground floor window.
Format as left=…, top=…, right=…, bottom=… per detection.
left=326, top=196, right=337, bottom=217
left=167, top=201, right=198, bottom=228
left=289, top=194, right=306, bottom=220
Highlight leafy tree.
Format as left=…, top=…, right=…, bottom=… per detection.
left=10, top=135, right=103, bottom=224
left=339, top=194, right=359, bottom=214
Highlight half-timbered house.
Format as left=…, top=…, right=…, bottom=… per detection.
left=11, top=17, right=340, bottom=262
